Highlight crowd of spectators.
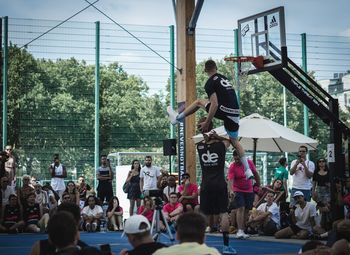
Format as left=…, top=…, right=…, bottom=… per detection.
left=0, top=144, right=349, bottom=255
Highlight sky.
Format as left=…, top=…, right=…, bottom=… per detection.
left=1, top=0, right=349, bottom=36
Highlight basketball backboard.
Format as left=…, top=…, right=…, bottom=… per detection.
left=237, top=6, right=286, bottom=74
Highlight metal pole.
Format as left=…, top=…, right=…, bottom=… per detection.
left=169, top=25, right=175, bottom=174
left=94, top=21, right=100, bottom=190
left=2, top=16, right=8, bottom=148
left=234, top=29, right=240, bottom=104
left=301, top=33, right=309, bottom=138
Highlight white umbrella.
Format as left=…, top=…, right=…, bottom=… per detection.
left=193, top=113, right=318, bottom=163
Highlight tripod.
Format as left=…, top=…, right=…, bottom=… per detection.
left=150, top=197, right=175, bottom=243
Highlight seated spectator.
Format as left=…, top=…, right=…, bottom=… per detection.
left=30, top=202, right=89, bottom=255
left=81, top=195, right=103, bottom=232
left=247, top=191, right=280, bottom=236
left=119, top=214, right=167, bottom=255
left=17, top=175, right=35, bottom=207
left=178, top=173, right=199, bottom=212
left=34, top=182, right=49, bottom=213
left=162, top=192, right=183, bottom=226
left=64, top=180, right=80, bottom=206
left=106, top=196, right=123, bottom=231
left=137, top=196, right=154, bottom=223
left=23, top=192, right=50, bottom=232
left=253, top=179, right=284, bottom=208
left=153, top=212, right=221, bottom=255
left=162, top=175, right=179, bottom=203
left=275, top=191, right=316, bottom=239
left=42, top=183, right=60, bottom=203
left=1, top=176, right=15, bottom=207
left=272, top=157, right=289, bottom=202
left=157, top=170, right=169, bottom=191
left=47, top=211, right=103, bottom=255
left=0, top=194, right=24, bottom=233
left=76, top=175, right=91, bottom=206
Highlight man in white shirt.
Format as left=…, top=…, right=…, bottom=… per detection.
left=247, top=191, right=280, bottom=236
left=139, top=156, right=161, bottom=192
left=81, top=195, right=103, bottom=232
left=290, top=145, right=315, bottom=204
left=275, top=191, right=316, bottom=239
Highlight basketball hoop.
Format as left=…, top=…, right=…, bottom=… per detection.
left=224, top=56, right=264, bottom=69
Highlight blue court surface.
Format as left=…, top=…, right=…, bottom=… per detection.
left=0, top=232, right=303, bottom=255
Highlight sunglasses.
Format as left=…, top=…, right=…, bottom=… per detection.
left=183, top=176, right=190, bottom=179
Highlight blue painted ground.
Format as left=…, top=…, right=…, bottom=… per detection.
left=0, top=231, right=302, bottom=255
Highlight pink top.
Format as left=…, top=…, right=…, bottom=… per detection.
left=178, top=183, right=199, bottom=205
left=137, top=205, right=154, bottom=222
left=227, top=159, right=257, bottom=193
left=163, top=202, right=182, bottom=214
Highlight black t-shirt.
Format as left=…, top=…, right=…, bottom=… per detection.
left=313, top=170, right=330, bottom=186
left=204, top=73, right=239, bottom=115
left=128, top=242, right=167, bottom=255
left=197, top=140, right=227, bottom=190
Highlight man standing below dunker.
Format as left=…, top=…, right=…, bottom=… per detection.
left=4, top=145, right=16, bottom=188
left=196, top=117, right=237, bottom=255
left=167, top=59, right=253, bottom=180
left=96, top=155, right=113, bottom=204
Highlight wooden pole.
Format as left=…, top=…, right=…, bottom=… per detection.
left=176, top=0, right=197, bottom=181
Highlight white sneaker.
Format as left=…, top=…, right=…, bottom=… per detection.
left=91, top=223, right=97, bottom=232
left=236, top=230, right=249, bottom=239
left=205, top=226, right=211, bottom=233
left=167, top=106, right=179, bottom=125
left=245, top=168, right=254, bottom=180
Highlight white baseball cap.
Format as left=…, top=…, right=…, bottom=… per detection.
left=293, top=191, right=304, bottom=198
left=122, top=215, right=151, bottom=236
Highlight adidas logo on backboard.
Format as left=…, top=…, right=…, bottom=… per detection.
left=269, top=16, right=278, bottom=28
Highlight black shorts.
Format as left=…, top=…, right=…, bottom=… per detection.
left=205, top=103, right=239, bottom=132
left=200, top=186, right=228, bottom=215
left=290, top=224, right=303, bottom=234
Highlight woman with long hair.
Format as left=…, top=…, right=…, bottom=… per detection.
left=124, top=159, right=142, bottom=216
left=64, top=181, right=80, bottom=206
left=106, top=196, right=123, bottom=231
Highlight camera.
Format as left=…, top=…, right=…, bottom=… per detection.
left=144, top=189, right=163, bottom=198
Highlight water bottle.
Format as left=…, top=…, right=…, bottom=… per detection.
left=100, top=219, right=107, bottom=233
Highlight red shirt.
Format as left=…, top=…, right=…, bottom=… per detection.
left=178, top=183, right=199, bottom=205
left=227, top=159, right=257, bottom=193
left=163, top=202, right=182, bottom=214
left=137, top=205, right=154, bottom=222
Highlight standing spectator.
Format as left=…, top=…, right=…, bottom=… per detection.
left=153, top=212, right=221, bottom=255
left=1, top=176, right=15, bottom=207
left=0, top=150, right=9, bottom=179
left=275, top=191, right=317, bottom=239
left=162, top=192, right=183, bottom=227
left=4, top=145, right=16, bottom=188
left=17, top=175, right=35, bottom=206
left=125, top=159, right=142, bottom=216
left=77, top=175, right=91, bottom=207
left=139, top=155, right=161, bottom=193
left=64, top=180, right=80, bottom=206
left=247, top=191, right=280, bottom=236
left=157, top=170, right=169, bottom=191
left=290, top=145, right=315, bottom=203
left=196, top=121, right=236, bottom=254
left=49, top=154, right=67, bottom=199
left=23, top=192, right=50, bottom=233
left=312, top=158, right=330, bottom=204
left=228, top=150, right=260, bottom=239
left=96, top=155, right=113, bottom=204
left=106, top=196, right=124, bottom=231
left=162, top=175, right=179, bottom=203
left=119, top=214, right=167, bottom=255
left=178, top=173, right=199, bottom=212
left=81, top=195, right=103, bottom=232
left=272, top=157, right=289, bottom=201
left=0, top=194, right=24, bottom=233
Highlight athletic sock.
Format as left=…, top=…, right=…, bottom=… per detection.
left=241, top=156, right=250, bottom=172
left=176, top=112, right=185, bottom=121
left=223, top=231, right=229, bottom=246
